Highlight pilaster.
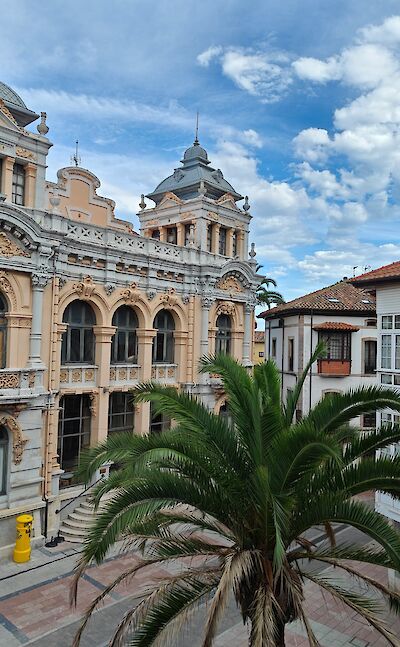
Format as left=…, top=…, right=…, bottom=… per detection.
left=3, top=157, right=14, bottom=201
left=24, top=163, right=37, bottom=208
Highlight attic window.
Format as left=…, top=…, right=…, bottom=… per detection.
left=326, top=297, right=340, bottom=303
left=361, top=299, right=371, bottom=304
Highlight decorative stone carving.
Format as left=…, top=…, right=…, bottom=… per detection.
left=7, top=316, right=31, bottom=328
left=146, top=290, right=156, bottom=301
left=201, top=295, right=214, bottom=309
left=0, top=373, right=19, bottom=389
left=37, top=112, right=49, bottom=136
left=84, top=369, right=94, bottom=381
left=89, top=392, right=98, bottom=417
left=216, top=301, right=235, bottom=316
left=0, top=415, right=28, bottom=465
left=60, top=370, right=68, bottom=383
left=110, top=368, right=116, bottom=381
left=216, top=276, right=243, bottom=293
left=160, top=288, right=178, bottom=308
left=129, top=368, right=138, bottom=379
left=0, top=232, right=30, bottom=258
left=0, top=100, right=19, bottom=127
left=118, top=368, right=127, bottom=380
left=73, top=275, right=96, bottom=298
left=151, top=367, right=156, bottom=378
left=58, top=277, right=67, bottom=289
left=207, top=211, right=218, bottom=221
left=31, top=273, right=49, bottom=289
left=122, top=282, right=140, bottom=304
left=182, top=295, right=190, bottom=305
left=0, top=271, right=16, bottom=307
left=104, top=283, right=115, bottom=295
left=28, top=372, right=35, bottom=388
left=16, top=146, right=36, bottom=160
left=167, top=367, right=175, bottom=378
left=158, top=368, right=165, bottom=378
left=71, top=369, right=82, bottom=382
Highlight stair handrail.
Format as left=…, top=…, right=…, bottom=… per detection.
left=55, top=475, right=105, bottom=515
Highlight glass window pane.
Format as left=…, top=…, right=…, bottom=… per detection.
left=83, top=329, right=94, bottom=363
left=381, top=335, right=392, bottom=369
left=396, top=335, right=400, bottom=370
left=70, top=328, right=80, bottom=362
left=382, top=315, right=393, bottom=329
left=381, top=373, right=392, bottom=384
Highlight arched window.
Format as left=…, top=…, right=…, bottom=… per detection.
left=0, top=426, right=8, bottom=495
left=216, top=314, right=232, bottom=355
left=153, top=310, right=175, bottom=363
left=61, top=301, right=95, bottom=364
left=58, top=394, right=91, bottom=482
left=0, top=293, right=7, bottom=369
left=111, top=306, right=138, bottom=364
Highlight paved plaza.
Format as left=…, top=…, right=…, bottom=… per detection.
left=0, top=526, right=399, bottom=647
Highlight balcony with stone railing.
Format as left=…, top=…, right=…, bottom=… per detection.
left=0, top=367, right=44, bottom=402
left=59, top=365, right=98, bottom=389
left=109, top=364, right=141, bottom=387
left=151, top=364, right=178, bottom=384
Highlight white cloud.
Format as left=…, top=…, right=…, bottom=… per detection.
left=293, top=128, right=331, bottom=163
left=292, top=56, right=340, bottom=83
left=197, top=46, right=223, bottom=67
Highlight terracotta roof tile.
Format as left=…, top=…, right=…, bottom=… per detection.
left=259, top=281, right=375, bottom=319
left=350, top=261, right=400, bottom=285
left=313, top=321, right=360, bottom=332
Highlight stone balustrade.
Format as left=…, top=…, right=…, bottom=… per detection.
left=151, top=364, right=177, bottom=384
left=0, top=367, right=43, bottom=401
left=59, top=365, right=98, bottom=388
left=109, top=364, right=140, bottom=386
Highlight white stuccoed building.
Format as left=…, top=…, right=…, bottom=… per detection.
left=350, top=262, right=400, bottom=523
left=259, top=280, right=378, bottom=427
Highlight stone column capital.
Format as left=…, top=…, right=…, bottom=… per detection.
left=93, top=325, right=116, bottom=342
left=31, top=272, right=50, bottom=289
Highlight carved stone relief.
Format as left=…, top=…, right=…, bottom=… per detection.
left=73, top=275, right=96, bottom=298
left=159, top=288, right=178, bottom=308
left=216, top=276, right=243, bottom=293
left=216, top=301, right=235, bottom=316
left=0, top=415, right=28, bottom=464
left=121, top=282, right=141, bottom=304
left=0, top=232, right=30, bottom=258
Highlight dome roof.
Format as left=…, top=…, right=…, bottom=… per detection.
left=182, top=140, right=208, bottom=163
left=0, top=82, right=27, bottom=108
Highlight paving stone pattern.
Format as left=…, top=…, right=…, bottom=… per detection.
left=0, top=539, right=399, bottom=646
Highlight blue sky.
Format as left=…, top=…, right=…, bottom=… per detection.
left=3, top=1, right=400, bottom=305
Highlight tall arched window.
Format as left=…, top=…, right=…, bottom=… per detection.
left=111, top=306, right=138, bottom=364
left=216, top=314, right=232, bottom=355
left=0, top=293, right=7, bottom=369
left=0, top=426, right=8, bottom=495
left=153, top=310, right=175, bottom=363
left=61, top=301, right=95, bottom=364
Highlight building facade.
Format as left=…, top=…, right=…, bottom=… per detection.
left=259, top=281, right=378, bottom=421
left=351, top=262, right=400, bottom=524
left=0, top=83, right=258, bottom=555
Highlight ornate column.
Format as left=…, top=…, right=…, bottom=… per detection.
left=242, top=302, right=254, bottom=367
left=212, top=224, right=220, bottom=255
left=200, top=296, right=213, bottom=358
left=92, top=325, right=116, bottom=445
left=2, top=157, right=14, bottom=201
left=176, top=223, right=185, bottom=246
left=28, top=273, right=49, bottom=367
left=226, top=228, right=234, bottom=257
left=24, top=163, right=37, bottom=208
left=137, top=329, right=157, bottom=434
left=159, top=227, right=166, bottom=242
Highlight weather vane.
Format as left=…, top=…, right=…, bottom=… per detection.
left=71, top=140, right=81, bottom=167
left=194, top=111, right=199, bottom=144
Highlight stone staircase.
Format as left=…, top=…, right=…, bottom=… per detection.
left=59, top=495, right=111, bottom=544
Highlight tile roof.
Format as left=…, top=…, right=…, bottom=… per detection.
left=254, top=331, right=265, bottom=342
left=350, top=261, right=400, bottom=285
left=313, top=321, right=360, bottom=332
left=259, top=281, right=375, bottom=319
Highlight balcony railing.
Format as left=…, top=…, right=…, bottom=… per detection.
left=151, top=364, right=177, bottom=384
left=317, top=359, right=351, bottom=376
left=109, top=364, right=140, bottom=385
left=0, top=367, right=43, bottom=400
left=59, top=365, right=97, bottom=388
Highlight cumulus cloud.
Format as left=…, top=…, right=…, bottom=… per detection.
left=197, top=46, right=223, bottom=67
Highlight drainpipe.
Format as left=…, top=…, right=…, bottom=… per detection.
left=309, top=309, right=314, bottom=412
left=281, top=317, right=285, bottom=398
left=268, top=320, right=271, bottom=359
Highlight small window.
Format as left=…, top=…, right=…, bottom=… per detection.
left=288, top=338, right=294, bottom=372
left=216, top=314, right=231, bottom=354
left=219, top=227, right=227, bottom=255
left=382, top=315, right=393, bottom=330
left=395, top=315, right=400, bottom=329
left=108, top=392, right=134, bottom=434
left=258, top=351, right=264, bottom=358
left=12, top=163, right=25, bottom=205
left=381, top=374, right=392, bottom=384
left=153, top=310, right=175, bottom=363
left=366, top=318, right=377, bottom=327
left=166, top=227, right=177, bottom=245
left=0, top=426, right=8, bottom=495
left=271, top=338, right=277, bottom=357
left=0, top=293, right=7, bottom=369
left=61, top=301, right=95, bottom=364
left=381, top=334, right=392, bottom=369
left=363, top=340, right=377, bottom=374
left=111, top=306, right=138, bottom=364
left=394, top=374, right=400, bottom=386
left=150, top=404, right=170, bottom=434
left=363, top=412, right=376, bottom=428
left=319, top=331, right=351, bottom=361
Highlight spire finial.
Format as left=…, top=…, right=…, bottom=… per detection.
left=194, top=111, right=199, bottom=145
left=71, top=140, right=81, bottom=167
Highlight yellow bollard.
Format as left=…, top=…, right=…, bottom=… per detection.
left=13, top=514, right=33, bottom=563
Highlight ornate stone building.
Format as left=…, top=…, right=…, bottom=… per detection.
left=0, top=82, right=258, bottom=554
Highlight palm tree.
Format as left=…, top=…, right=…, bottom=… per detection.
left=256, top=277, right=284, bottom=309
left=72, top=346, right=400, bottom=646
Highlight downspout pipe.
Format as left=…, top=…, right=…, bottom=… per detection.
left=309, top=309, right=313, bottom=411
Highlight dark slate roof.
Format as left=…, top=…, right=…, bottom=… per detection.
left=0, top=81, right=38, bottom=127
left=259, top=281, right=376, bottom=319
left=146, top=139, right=243, bottom=205
left=350, top=261, right=400, bottom=286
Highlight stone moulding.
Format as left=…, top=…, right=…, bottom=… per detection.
left=0, top=414, right=28, bottom=464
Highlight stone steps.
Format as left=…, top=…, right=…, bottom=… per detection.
left=59, top=493, right=113, bottom=544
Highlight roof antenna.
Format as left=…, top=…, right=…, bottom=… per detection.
left=71, top=140, right=81, bottom=167
left=194, top=111, right=199, bottom=145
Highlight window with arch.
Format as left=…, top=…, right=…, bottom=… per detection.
left=0, top=426, right=8, bottom=495
left=61, top=301, right=95, bottom=364
left=0, top=293, right=7, bottom=369
left=153, top=310, right=175, bottom=363
left=111, top=306, right=138, bottom=364
left=216, top=314, right=232, bottom=355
